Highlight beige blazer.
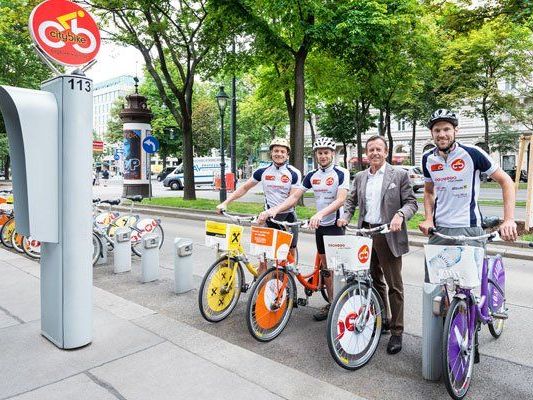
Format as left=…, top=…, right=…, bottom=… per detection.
left=342, top=163, right=418, bottom=257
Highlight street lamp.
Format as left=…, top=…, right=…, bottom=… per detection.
left=216, top=86, right=229, bottom=202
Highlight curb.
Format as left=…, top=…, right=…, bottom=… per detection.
left=109, top=203, right=533, bottom=261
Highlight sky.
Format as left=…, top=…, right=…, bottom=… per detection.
left=85, top=40, right=145, bottom=84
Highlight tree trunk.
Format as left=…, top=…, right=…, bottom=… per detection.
left=354, top=99, right=362, bottom=171
left=411, top=119, right=417, bottom=166
left=343, top=141, right=348, bottom=169
left=181, top=112, right=196, bottom=200
left=293, top=47, right=307, bottom=177
left=379, top=108, right=385, bottom=136
left=482, top=97, right=490, bottom=150
left=385, top=105, right=393, bottom=163
left=3, top=155, right=9, bottom=180
left=306, top=108, right=317, bottom=169
left=284, top=89, right=295, bottom=164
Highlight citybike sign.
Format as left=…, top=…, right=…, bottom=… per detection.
left=29, top=0, right=101, bottom=66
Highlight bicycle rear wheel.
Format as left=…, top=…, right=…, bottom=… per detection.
left=198, top=256, right=244, bottom=322
left=327, top=281, right=383, bottom=370
left=488, top=256, right=506, bottom=338
left=246, top=267, right=295, bottom=342
left=1, top=217, right=15, bottom=248
left=22, top=237, right=41, bottom=259
left=443, top=298, right=474, bottom=400
left=11, top=231, right=24, bottom=253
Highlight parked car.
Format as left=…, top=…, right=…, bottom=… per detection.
left=397, top=165, right=424, bottom=192
left=157, top=166, right=176, bottom=182
left=505, top=169, right=528, bottom=183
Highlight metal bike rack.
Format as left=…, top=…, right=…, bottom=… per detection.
left=113, top=227, right=131, bottom=274
left=422, top=282, right=445, bottom=381
left=140, top=234, right=160, bottom=283
left=174, top=237, right=193, bottom=294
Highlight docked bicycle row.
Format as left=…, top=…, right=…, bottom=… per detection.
left=199, top=210, right=511, bottom=400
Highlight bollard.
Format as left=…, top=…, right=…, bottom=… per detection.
left=96, top=234, right=108, bottom=265
left=113, top=227, right=131, bottom=273
left=422, top=282, right=445, bottom=381
left=174, top=237, right=193, bottom=294
left=140, top=234, right=160, bottom=283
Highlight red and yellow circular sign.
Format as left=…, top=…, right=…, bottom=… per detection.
left=358, top=244, right=370, bottom=264
left=29, top=0, right=101, bottom=66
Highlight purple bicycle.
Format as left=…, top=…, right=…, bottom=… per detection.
left=426, top=227, right=507, bottom=400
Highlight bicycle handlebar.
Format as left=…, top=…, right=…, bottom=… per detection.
left=125, top=195, right=143, bottom=202
left=345, top=224, right=390, bottom=235
left=268, top=217, right=308, bottom=228
left=221, top=211, right=256, bottom=224
left=428, top=228, right=501, bottom=242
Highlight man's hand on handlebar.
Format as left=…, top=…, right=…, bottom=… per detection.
left=337, top=218, right=348, bottom=228
left=215, top=203, right=226, bottom=215
left=419, top=219, right=435, bottom=236
left=257, top=210, right=275, bottom=225
left=499, top=219, right=518, bottom=242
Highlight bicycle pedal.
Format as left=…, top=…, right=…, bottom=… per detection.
left=297, top=298, right=307, bottom=307
left=241, top=283, right=250, bottom=293
left=491, top=311, right=509, bottom=320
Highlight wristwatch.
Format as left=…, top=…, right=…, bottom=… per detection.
left=396, top=210, right=405, bottom=219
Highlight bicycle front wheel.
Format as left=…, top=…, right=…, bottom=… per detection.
left=327, top=282, right=383, bottom=370
left=443, top=298, right=474, bottom=400
left=12, top=231, right=24, bottom=253
left=198, top=256, right=244, bottom=322
left=131, top=220, right=164, bottom=257
left=488, top=256, right=506, bottom=338
left=246, top=267, right=295, bottom=342
left=22, top=237, right=41, bottom=259
left=92, top=233, right=102, bottom=266
left=1, top=217, right=15, bottom=248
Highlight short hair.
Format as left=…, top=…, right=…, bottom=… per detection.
left=365, top=135, right=388, bottom=150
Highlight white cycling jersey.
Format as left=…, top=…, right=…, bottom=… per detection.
left=422, top=142, right=498, bottom=228
left=300, top=164, right=350, bottom=226
left=252, top=162, right=302, bottom=212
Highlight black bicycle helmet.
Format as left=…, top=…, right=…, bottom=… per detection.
left=428, top=109, right=458, bottom=129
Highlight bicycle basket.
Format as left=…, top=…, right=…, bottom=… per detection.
left=425, top=245, right=484, bottom=288
left=249, top=226, right=293, bottom=261
left=205, top=220, right=243, bottom=251
left=324, top=235, right=372, bottom=273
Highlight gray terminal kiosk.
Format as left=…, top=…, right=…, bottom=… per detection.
left=0, top=73, right=93, bottom=349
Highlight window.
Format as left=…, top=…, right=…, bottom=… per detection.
left=397, top=119, right=406, bottom=131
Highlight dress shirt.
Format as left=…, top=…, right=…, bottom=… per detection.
left=364, top=163, right=386, bottom=224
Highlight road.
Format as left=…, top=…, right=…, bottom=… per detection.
left=93, top=215, right=533, bottom=400
left=93, top=179, right=530, bottom=221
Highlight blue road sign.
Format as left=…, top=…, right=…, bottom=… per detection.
left=113, top=153, right=120, bottom=161
left=142, top=136, right=160, bottom=154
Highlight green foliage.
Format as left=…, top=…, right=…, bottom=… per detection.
left=490, top=121, right=522, bottom=155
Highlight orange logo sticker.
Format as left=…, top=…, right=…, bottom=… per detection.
left=265, top=175, right=275, bottom=181
left=312, top=178, right=321, bottom=185
left=358, top=245, right=370, bottom=264
left=451, top=159, right=465, bottom=171
left=325, top=177, right=334, bottom=186
left=431, top=163, right=444, bottom=172
left=281, top=175, right=290, bottom=183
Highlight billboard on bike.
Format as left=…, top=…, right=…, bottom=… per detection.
left=204, top=220, right=243, bottom=251
left=29, top=0, right=101, bottom=66
left=425, top=245, right=485, bottom=288
left=249, top=226, right=292, bottom=261
left=324, top=235, right=372, bottom=272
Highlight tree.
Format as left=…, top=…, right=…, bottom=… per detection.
left=86, top=0, right=232, bottom=200
left=491, top=121, right=522, bottom=155
left=440, top=17, right=533, bottom=148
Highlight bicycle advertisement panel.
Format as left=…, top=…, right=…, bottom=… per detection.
left=425, top=245, right=485, bottom=288
left=324, top=235, right=373, bottom=273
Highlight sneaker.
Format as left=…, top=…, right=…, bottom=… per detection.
left=387, top=334, right=402, bottom=355
left=313, top=304, right=330, bottom=321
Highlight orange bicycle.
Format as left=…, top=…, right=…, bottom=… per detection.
left=246, top=218, right=330, bottom=342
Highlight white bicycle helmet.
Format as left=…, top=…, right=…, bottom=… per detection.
left=269, top=137, right=291, bottom=151
left=313, top=137, right=336, bottom=151
left=428, top=109, right=458, bottom=129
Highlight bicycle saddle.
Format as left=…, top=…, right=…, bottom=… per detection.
left=101, top=199, right=121, bottom=206
left=92, top=198, right=101, bottom=203
left=482, top=216, right=500, bottom=229
left=126, top=195, right=143, bottom=202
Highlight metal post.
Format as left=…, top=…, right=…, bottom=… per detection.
left=230, top=41, right=237, bottom=178
left=148, top=153, right=152, bottom=200
left=220, top=112, right=227, bottom=202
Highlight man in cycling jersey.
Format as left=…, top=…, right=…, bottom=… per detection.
left=419, top=109, right=518, bottom=279
left=216, top=137, right=302, bottom=273
left=257, top=137, right=350, bottom=321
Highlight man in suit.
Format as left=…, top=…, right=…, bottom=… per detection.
left=337, top=135, right=418, bottom=354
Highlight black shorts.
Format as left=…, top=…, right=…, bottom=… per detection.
left=315, top=224, right=345, bottom=255
left=266, top=211, right=298, bottom=248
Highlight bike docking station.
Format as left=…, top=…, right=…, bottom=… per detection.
left=140, top=234, right=160, bottom=283
left=0, top=1, right=100, bottom=349
left=113, top=227, right=132, bottom=274
left=174, top=238, right=194, bottom=294
left=422, top=282, right=445, bottom=380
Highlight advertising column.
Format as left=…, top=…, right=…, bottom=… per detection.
left=120, top=81, right=153, bottom=197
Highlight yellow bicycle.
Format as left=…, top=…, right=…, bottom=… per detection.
left=198, top=211, right=260, bottom=323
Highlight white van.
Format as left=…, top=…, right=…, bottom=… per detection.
left=162, top=157, right=232, bottom=190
